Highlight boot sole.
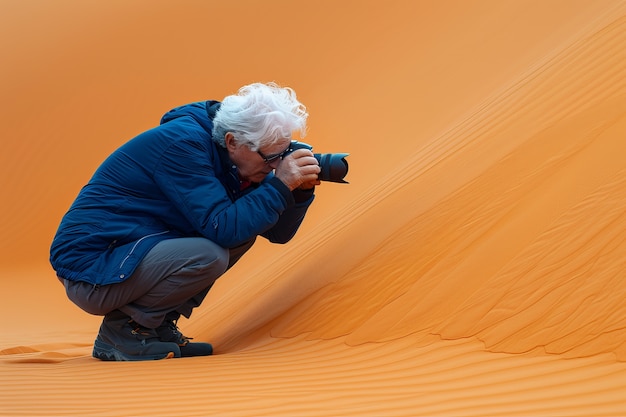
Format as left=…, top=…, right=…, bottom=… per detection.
left=93, top=339, right=177, bottom=361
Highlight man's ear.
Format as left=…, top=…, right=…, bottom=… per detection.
left=225, top=132, right=237, bottom=151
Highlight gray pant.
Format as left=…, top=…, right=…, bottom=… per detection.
left=62, top=237, right=255, bottom=328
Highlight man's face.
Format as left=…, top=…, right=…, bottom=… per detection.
left=225, top=133, right=291, bottom=183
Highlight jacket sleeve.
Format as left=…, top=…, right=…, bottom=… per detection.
left=153, top=137, right=294, bottom=248
left=262, top=188, right=315, bottom=243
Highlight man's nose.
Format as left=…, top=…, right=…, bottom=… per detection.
left=268, top=158, right=281, bottom=169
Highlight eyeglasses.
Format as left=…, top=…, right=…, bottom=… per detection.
left=256, top=142, right=293, bottom=164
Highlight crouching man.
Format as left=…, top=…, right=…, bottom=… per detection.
left=50, top=82, right=320, bottom=360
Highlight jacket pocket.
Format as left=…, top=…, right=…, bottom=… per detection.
left=119, top=230, right=170, bottom=269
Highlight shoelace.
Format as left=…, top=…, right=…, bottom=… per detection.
left=129, top=320, right=157, bottom=338
left=166, top=319, right=193, bottom=346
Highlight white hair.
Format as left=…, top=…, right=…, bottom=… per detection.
left=212, top=82, right=308, bottom=150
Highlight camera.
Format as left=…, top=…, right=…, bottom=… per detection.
left=286, top=141, right=349, bottom=183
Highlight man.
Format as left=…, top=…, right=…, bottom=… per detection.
left=50, top=82, right=320, bottom=361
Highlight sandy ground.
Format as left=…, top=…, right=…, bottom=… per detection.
left=1, top=1, right=625, bottom=416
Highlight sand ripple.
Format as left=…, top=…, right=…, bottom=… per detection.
left=1, top=1, right=625, bottom=416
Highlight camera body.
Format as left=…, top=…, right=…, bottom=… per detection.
left=286, top=141, right=349, bottom=183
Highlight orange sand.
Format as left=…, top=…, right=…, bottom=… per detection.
left=1, top=1, right=626, bottom=416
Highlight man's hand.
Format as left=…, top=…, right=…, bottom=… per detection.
left=275, top=148, right=321, bottom=191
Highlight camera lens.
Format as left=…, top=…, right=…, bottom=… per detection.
left=315, top=153, right=349, bottom=183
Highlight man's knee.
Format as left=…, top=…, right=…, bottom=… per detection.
left=182, top=239, right=230, bottom=278
left=227, top=237, right=256, bottom=270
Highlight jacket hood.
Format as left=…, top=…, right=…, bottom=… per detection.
left=159, top=100, right=221, bottom=135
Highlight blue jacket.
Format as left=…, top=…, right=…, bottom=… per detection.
left=50, top=101, right=314, bottom=286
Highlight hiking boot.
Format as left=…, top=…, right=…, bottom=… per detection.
left=156, top=314, right=213, bottom=357
left=93, top=310, right=181, bottom=361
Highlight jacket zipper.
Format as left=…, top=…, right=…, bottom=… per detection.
left=119, top=230, right=169, bottom=269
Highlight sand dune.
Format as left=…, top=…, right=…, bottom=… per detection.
left=1, top=1, right=625, bottom=416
